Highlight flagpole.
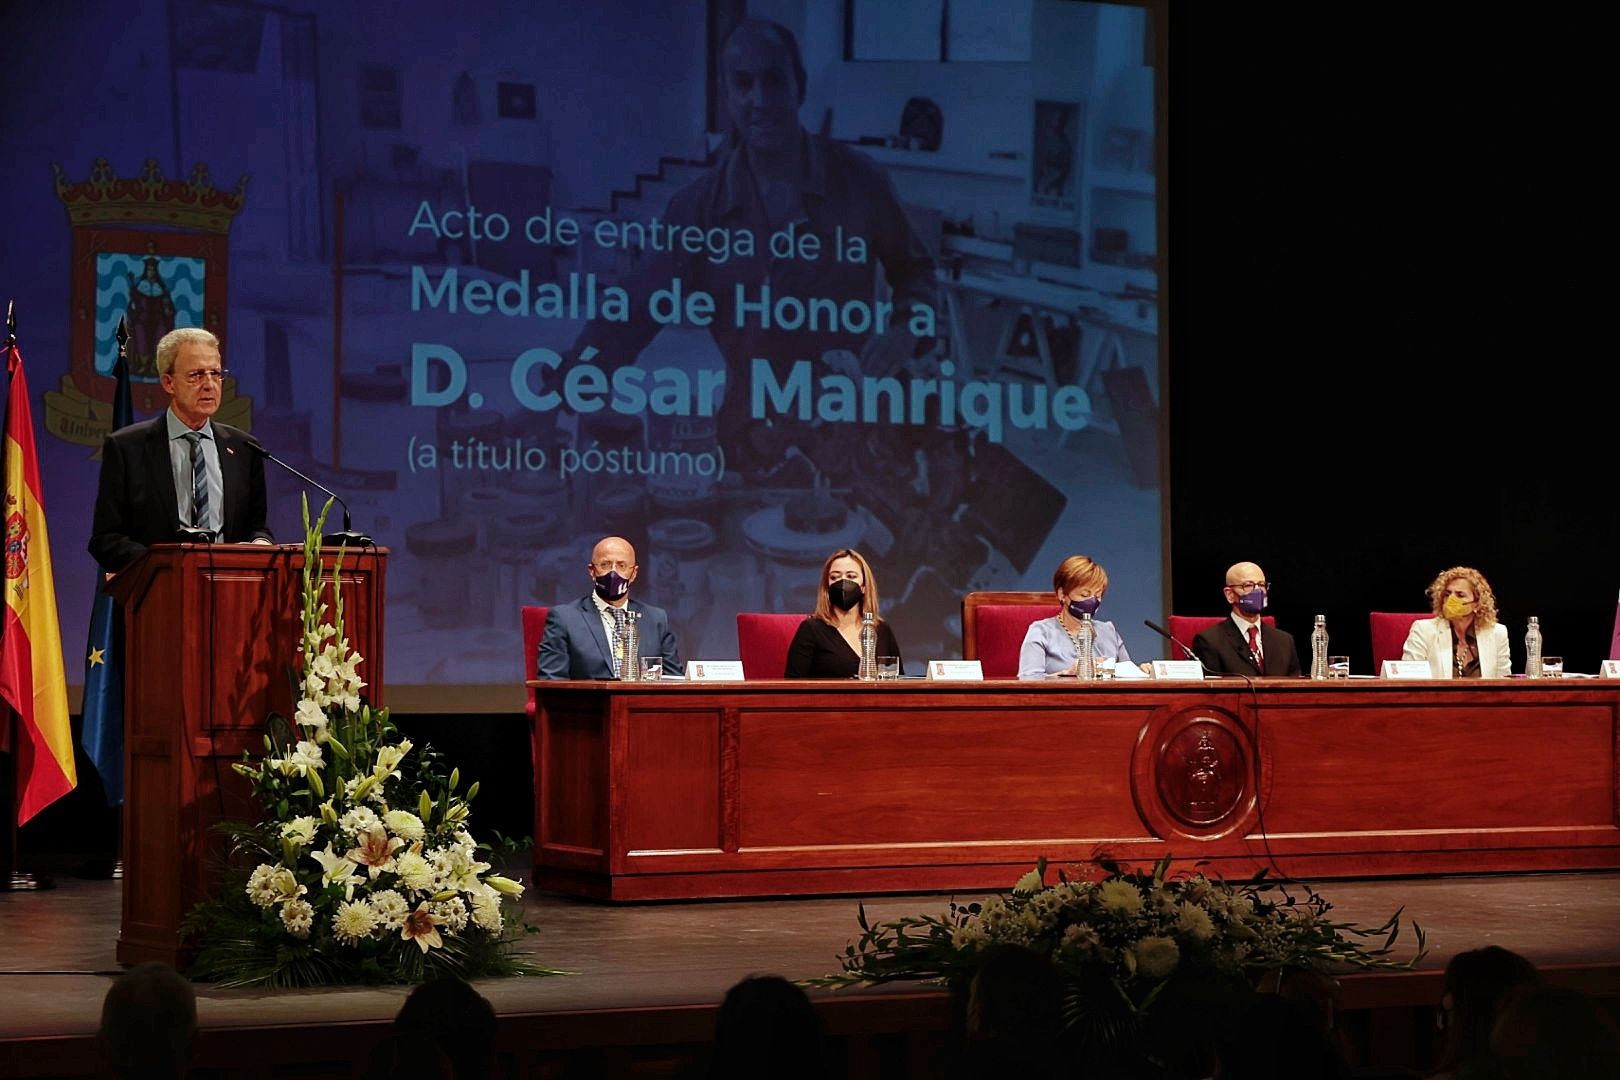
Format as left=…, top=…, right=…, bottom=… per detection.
left=2, top=303, right=21, bottom=889
left=80, top=316, right=134, bottom=880
left=1, top=303, right=43, bottom=890
left=111, top=315, right=128, bottom=880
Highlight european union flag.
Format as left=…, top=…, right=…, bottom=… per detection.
left=81, top=337, right=133, bottom=806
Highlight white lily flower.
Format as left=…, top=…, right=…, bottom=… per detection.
left=294, top=699, right=329, bottom=741
left=288, top=740, right=325, bottom=777
left=310, top=842, right=363, bottom=900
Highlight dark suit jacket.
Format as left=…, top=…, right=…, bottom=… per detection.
left=536, top=595, right=683, bottom=680
left=89, top=415, right=271, bottom=572
left=1192, top=617, right=1302, bottom=677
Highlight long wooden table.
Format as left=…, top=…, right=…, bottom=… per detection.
left=527, top=678, right=1620, bottom=900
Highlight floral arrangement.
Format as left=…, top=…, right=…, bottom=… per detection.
left=185, top=498, right=558, bottom=987
left=813, top=855, right=1425, bottom=1058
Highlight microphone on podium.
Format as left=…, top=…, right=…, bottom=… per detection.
left=1141, top=619, right=1226, bottom=681
left=242, top=437, right=374, bottom=547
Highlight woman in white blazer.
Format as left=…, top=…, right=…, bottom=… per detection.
left=1401, top=566, right=1512, bottom=678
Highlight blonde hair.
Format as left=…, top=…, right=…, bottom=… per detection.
left=1053, top=555, right=1108, bottom=597
left=155, top=328, right=219, bottom=375
left=811, top=548, right=881, bottom=623
left=1425, top=566, right=1498, bottom=627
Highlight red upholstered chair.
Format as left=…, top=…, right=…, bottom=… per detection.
left=1166, top=615, right=1274, bottom=660
left=962, top=592, right=1058, bottom=678
left=737, top=613, right=808, bottom=679
left=1370, top=612, right=1428, bottom=668
left=522, top=605, right=549, bottom=720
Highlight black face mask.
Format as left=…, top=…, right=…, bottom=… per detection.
left=827, top=578, right=863, bottom=612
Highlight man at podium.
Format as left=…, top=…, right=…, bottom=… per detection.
left=89, top=328, right=272, bottom=572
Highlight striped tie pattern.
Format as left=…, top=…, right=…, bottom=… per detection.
left=183, top=431, right=209, bottom=535
left=610, top=607, right=627, bottom=676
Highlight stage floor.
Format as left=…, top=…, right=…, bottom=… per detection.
left=4, top=868, right=1620, bottom=1042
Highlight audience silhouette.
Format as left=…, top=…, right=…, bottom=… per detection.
left=1488, top=983, right=1620, bottom=1080
left=709, top=974, right=828, bottom=1080
left=1429, top=946, right=1540, bottom=1080
left=98, top=962, right=197, bottom=1080
left=393, top=977, right=498, bottom=1080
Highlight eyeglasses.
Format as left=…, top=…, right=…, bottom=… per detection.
left=177, top=369, right=229, bottom=386
left=1228, top=580, right=1270, bottom=592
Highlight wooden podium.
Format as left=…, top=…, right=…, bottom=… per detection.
left=107, top=544, right=387, bottom=966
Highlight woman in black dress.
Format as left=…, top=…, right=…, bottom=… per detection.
left=784, top=548, right=902, bottom=678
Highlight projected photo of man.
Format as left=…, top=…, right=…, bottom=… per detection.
left=580, top=17, right=935, bottom=461
left=573, top=17, right=1064, bottom=653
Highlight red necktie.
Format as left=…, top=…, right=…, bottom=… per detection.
left=1248, top=625, right=1264, bottom=674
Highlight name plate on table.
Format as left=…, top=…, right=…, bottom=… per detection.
left=1602, top=660, right=1620, bottom=678
left=1381, top=660, right=1432, bottom=679
left=1150, top=660, right=1206, bottom=680
left=685, top=661, right=744, bottom=681
left=927, top=660, right=984, bottom=680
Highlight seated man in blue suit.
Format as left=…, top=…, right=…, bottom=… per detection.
left=537, top=535, right=684, bottom=679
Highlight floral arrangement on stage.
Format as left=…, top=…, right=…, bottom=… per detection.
left=185, top=498, right=558, bottom=987
left=812, top=855, right=1425, bottom=1061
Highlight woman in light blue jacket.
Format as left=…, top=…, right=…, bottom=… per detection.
left=1018, top=555, right=1134, bottom=678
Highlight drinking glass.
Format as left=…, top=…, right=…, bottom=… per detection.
left=877, top=656, right=901, bottom=680
left=1539, top=656, right=1563, bottom=678
left=640, top=656, right=663, bottom=681
left=1327, top=656, right=1350, bottom=679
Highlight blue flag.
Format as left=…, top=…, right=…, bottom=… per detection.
left=81, top=346, right=133, bottom=806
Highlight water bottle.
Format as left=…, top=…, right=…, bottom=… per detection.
left=1310, top=615, right=1328, bottom=680
left=1525, top=616, right=1542, bottom=679
left=1076, top=614, right=1096, bottom=681
left=619, top=609, right=642, bottom=681
left=859, top=610, right=877, bottom=680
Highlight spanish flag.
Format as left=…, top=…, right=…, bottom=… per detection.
left=1, top=330, right=76, bottom=823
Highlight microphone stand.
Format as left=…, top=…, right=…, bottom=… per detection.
left=242, top=438, right=373, bottom=546
left=1141, top=619, right=1239, bottom=684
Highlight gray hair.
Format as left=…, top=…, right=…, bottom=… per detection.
left=154, top=327, right=219, bottom=375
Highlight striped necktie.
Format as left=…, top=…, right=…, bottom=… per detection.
left=610, top=607, right=627, bottom=676
left=182, top=430, right=210, bottom=535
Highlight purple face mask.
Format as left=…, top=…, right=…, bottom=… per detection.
left=1235, top=587, right=1267, bottom=615
left=1067, top=596, right=1102, bottom=619
left=593, top=570, right=630, bottom=602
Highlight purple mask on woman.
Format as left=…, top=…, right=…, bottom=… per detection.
left=1067, top=596, right=1102, bottom=618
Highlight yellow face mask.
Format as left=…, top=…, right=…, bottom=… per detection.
left=1442, top=596, right=1473, bottom=620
